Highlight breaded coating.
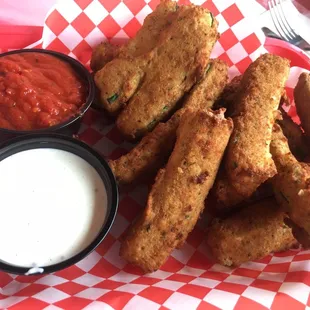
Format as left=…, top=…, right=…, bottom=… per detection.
left=225, top=54, right=290, bottom=198
left=90, top=42, right=119, bottom=72
left=109, top=59, right=228, bottom=185
left=216, top=76, right=308, bottom=160
left=120, top=109, right=233, bottom=272
left=270, top=124, right=310, bottom=247
left=278, top=107, right=309, bottom=160
left=213, top=171, right=274, bottom=213
left=294, top=72, right=310, bottom=140
left=213, top=75, right=246, bottom=209
left=184, top=59, right=228, bottom=110
left=213, top=172, right=244, bottom=209
left=95, top=57, right=146, bottom=115
left=215, top=75, right=242, bottom=114
left=207, top=198, right=297, bottom=267
left=115, top=5, right=218, bottom=139
left=214, top=71, right=306, bottom=208
left=109, top=110, right=182, bottom=185
left=90, top=0, right=178, bottom=72
left=94, top=0, right=180, bottom=115
left=118, top=0, right=178, bottom=60
left=214, top=111, right=308, bottom=209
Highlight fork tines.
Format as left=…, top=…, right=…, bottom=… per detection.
left=268, top=0, right=302, bottom=44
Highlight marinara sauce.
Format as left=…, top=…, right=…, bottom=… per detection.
left=0, top=52, right=87, bottom=130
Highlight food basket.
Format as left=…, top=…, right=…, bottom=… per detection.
left=0, top=0, right=310, bottom=309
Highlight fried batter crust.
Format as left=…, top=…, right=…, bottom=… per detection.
left=213, top=173, right=244, bottom=209
left=90, top=0, right=178, bottom=71
left=270, top=124, right=310, bottom=247
left=90, top=42, right=119, bottom=72
left=109, top=59, right=228, bottom=184
left=294, top=72, right=310, bottom=140
left=184, top=59, right=228, bottom=110
left=213, top=172, right=274, bottom=213
left=114, top=5, right=218, bottom=139
left=225, top=54, right=290, bottom=198
left=94, top=57, right=146, bottom=115
left=215, top=71, right=306, bottom=208
left=214, top=109, right=308, bottom=209
left=207, top=198, right=297, bottom=267
left=215, top=75, right=242, bottom=114
left=217, top=77, right=308, bottom=160
left=120, top=108, right=233, bottom=272
left=109, top=110, right=182, bottom=185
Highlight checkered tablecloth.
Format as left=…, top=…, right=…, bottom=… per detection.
left=1, top=1, right=310, bottom=309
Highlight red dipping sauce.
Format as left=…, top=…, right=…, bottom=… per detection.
left=0, top=52, right=87, bottom=130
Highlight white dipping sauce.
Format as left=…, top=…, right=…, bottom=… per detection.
left=0, top=148, right=107, bottom=268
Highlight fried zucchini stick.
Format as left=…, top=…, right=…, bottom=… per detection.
left=214, top=107, right=308, bottom=209
left=218, top=76, right=308, bottom=158
left=96, top=5, right=217, bottom=119
left=109, top=59, right=228, bottom=184
left=270, top=124, right=310, bottom=247
left=218, top=77, right=307, bottom=159
left=116, top=6, right=218, bottom=139
left=207, top=198, right=297, bottom=267
left=120, top=109, right=233, bottom=272
left=294, top=72, right=310, bottom=140
left=109, top=111, right=182, bottom=185
left=95, top=57, right=146, bottom=115
left=214, top=71, right=306, bottom=208
left=225, top=54, right=290, bottom=198
left=90, top=0, right=178, bottom=72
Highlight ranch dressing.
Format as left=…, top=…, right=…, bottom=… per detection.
left=0, top=148, right=107, bottom=267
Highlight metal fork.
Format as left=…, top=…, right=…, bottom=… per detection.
left=268, top=0, right=310, bottom=50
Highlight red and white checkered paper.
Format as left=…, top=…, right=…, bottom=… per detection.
left=1, top=0, right=310, bottom=309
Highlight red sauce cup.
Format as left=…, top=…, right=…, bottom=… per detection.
left=0, top=49, right=95, bottom=141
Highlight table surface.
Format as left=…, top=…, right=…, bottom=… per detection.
left=0, top=0, right=309, bottom=26
left=0, top=0, right=56, bottom=26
